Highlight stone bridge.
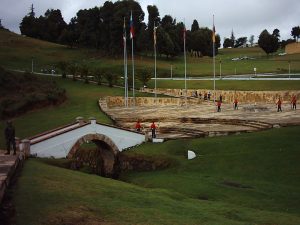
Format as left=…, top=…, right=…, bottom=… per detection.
left=19, top=117, right=145, bottom=177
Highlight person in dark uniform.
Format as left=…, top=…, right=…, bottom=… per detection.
left=4, top=120, right=16, bottom=155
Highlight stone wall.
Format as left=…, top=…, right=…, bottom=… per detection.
left=141, top=88, right=300, bottom=103
left=285, top=42, right=300, bottom=54
left=105, top=96, right=200, bottom=108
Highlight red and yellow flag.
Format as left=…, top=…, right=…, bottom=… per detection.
left=212, top=25, right=216, bottom=43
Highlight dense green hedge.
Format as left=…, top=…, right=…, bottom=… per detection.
left=0, top=67, right=66, bottom=119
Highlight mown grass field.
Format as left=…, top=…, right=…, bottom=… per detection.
left=1, top=29, right=300, bottom=78
left=11, top=126, right=300, bottom=225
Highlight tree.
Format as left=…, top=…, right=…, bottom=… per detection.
left=56, top=61, right=69, bottom=78
left=104, top=71, right=116, bottom=87
left=272, top=28, right=280, bottom=39
left=147, top=5, right=160, bottom=49
left=230, top=30, right=235, bottom=48
left=156, top=27, right=175, bottom=57
left=0, top=19, right=4, bottom=29
left=43, top=9, right=67, bottom=42
left=79, top=64, right=89, bottom=83
left=191, top=19, right=199, bottom=32
left=234, top=37, right=247, bottom=48
left=281, top=38, right=295, bottom=48
left=29, top=4, right=35, bottom=17
left=258, top=29, right=279, bottom=54
left=223, top=38, right=232, bottom=48
left=189, top=27, right=220, bottom=57
left=67, top=63, right=78, bottom=81
left=291, top=26, right=300, bottom=42
left=137, top=68, right=152, bottom=86
left=93, top=67, right=104, bottom=85
left=249, top=35, right=255, bottom=47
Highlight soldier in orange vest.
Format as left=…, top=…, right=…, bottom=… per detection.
left=291, top=95, right=297, bottom=110
left=216, top=100, right=222, bottom=112
left=150, top=121, right=157, bottom=138
left=233, top=98, right=238, bottom=110
left=135, top=121, right=142, bottom=132
left=276, top=98, right=282, bottom=112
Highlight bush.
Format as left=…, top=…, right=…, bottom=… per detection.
left=0, top=67, right=66, bottom=119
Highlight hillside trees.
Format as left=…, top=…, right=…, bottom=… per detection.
left=19, top=1, right=220, bottom=57
left=258, top=29, right=279, bottom=54
left=291, top=26, right=300, bottom=42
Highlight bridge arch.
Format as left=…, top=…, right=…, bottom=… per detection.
left=67, top=133, right=120, bottom=178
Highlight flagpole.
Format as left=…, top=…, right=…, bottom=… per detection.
left=184, top=21, right=187, bottom=107
left=132, top=37, right=135, bottom=106
left=213, top=15, right=216, bottom=103
left=123, top=17, right=128, bottom=107
left=130, top=11, right=135, bottom=107
left=154, top=22, right=157, bottom=102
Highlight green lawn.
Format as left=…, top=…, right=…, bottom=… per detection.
left=12, top=126, right=300, bottom=225
left=1, top=29, right=300, bottom=78
left=147, top=79, right=300, bottom=90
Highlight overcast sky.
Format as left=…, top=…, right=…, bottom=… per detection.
left=1, top=0, right=299, bottom=42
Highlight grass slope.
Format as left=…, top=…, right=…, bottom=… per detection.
left=12, top=126, right=300, bottom=225
left=1, top=29, right=300, bottom=77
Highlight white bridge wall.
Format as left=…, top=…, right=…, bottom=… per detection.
left=30, top=122, right=145, bottom=158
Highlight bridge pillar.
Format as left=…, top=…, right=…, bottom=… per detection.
left=20, top=139, right=31, bottom=158
left=76, top=116, right=85, bottom=126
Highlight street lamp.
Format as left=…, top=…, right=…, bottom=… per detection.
left=219, top=59, right=222, bottom=79
left=31, top=57, right=34, bottom=73
left=170, top=64, right=173, bottom=79
left=288, top=60, right=291, bottom=79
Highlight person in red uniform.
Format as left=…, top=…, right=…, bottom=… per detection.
left=291, top=95, right=297, bottom=110
left=135, top=121, right=142, bottom=132
left=233, top=98, right=238, bottom=110
left=216, top=100, right=222, bottom=112
left=150, top=121, right=157, bottom=138
left=276, top=98, right=282, bottom=112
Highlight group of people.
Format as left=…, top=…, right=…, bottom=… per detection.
left=276, top=95, right=297, bottom=112
left=215, top=95, right=297, bottom=113
left=135, top=121, right=157, bottom=138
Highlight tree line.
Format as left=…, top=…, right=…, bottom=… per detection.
left=19, top=1, right=220, bottom=57
left=223, top=26, right=300, bottom=55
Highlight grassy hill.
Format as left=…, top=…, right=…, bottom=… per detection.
left=0, top=29, right=300, bottom=225
left=10, top=126, right=300, bottom=225
left=1, top=29, right=300, bottom=77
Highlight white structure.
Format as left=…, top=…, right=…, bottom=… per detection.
left=187, top=150, right=196, bottom=160
left=20, top=118, right=145, bottom=158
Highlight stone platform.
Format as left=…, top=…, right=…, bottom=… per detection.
left=0, top=150, right=24, bottom=204
left=99, top=97, right=300, bottom=139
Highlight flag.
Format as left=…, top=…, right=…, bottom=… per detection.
left=123, top=17, right=126, bottom=46
left=212, top=24, right=216, bottom=43
left=130, top=11, right=134, bottom=39
left=153, top=25, right=157, bottom=46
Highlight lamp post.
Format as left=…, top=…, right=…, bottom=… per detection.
left=171, top=64, right=173, bottom=79
left=31, top=57, right=34, bottom=73
left=288, top=60, right=291, bottom=79
left=219, top=59, right=222, bottom=79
